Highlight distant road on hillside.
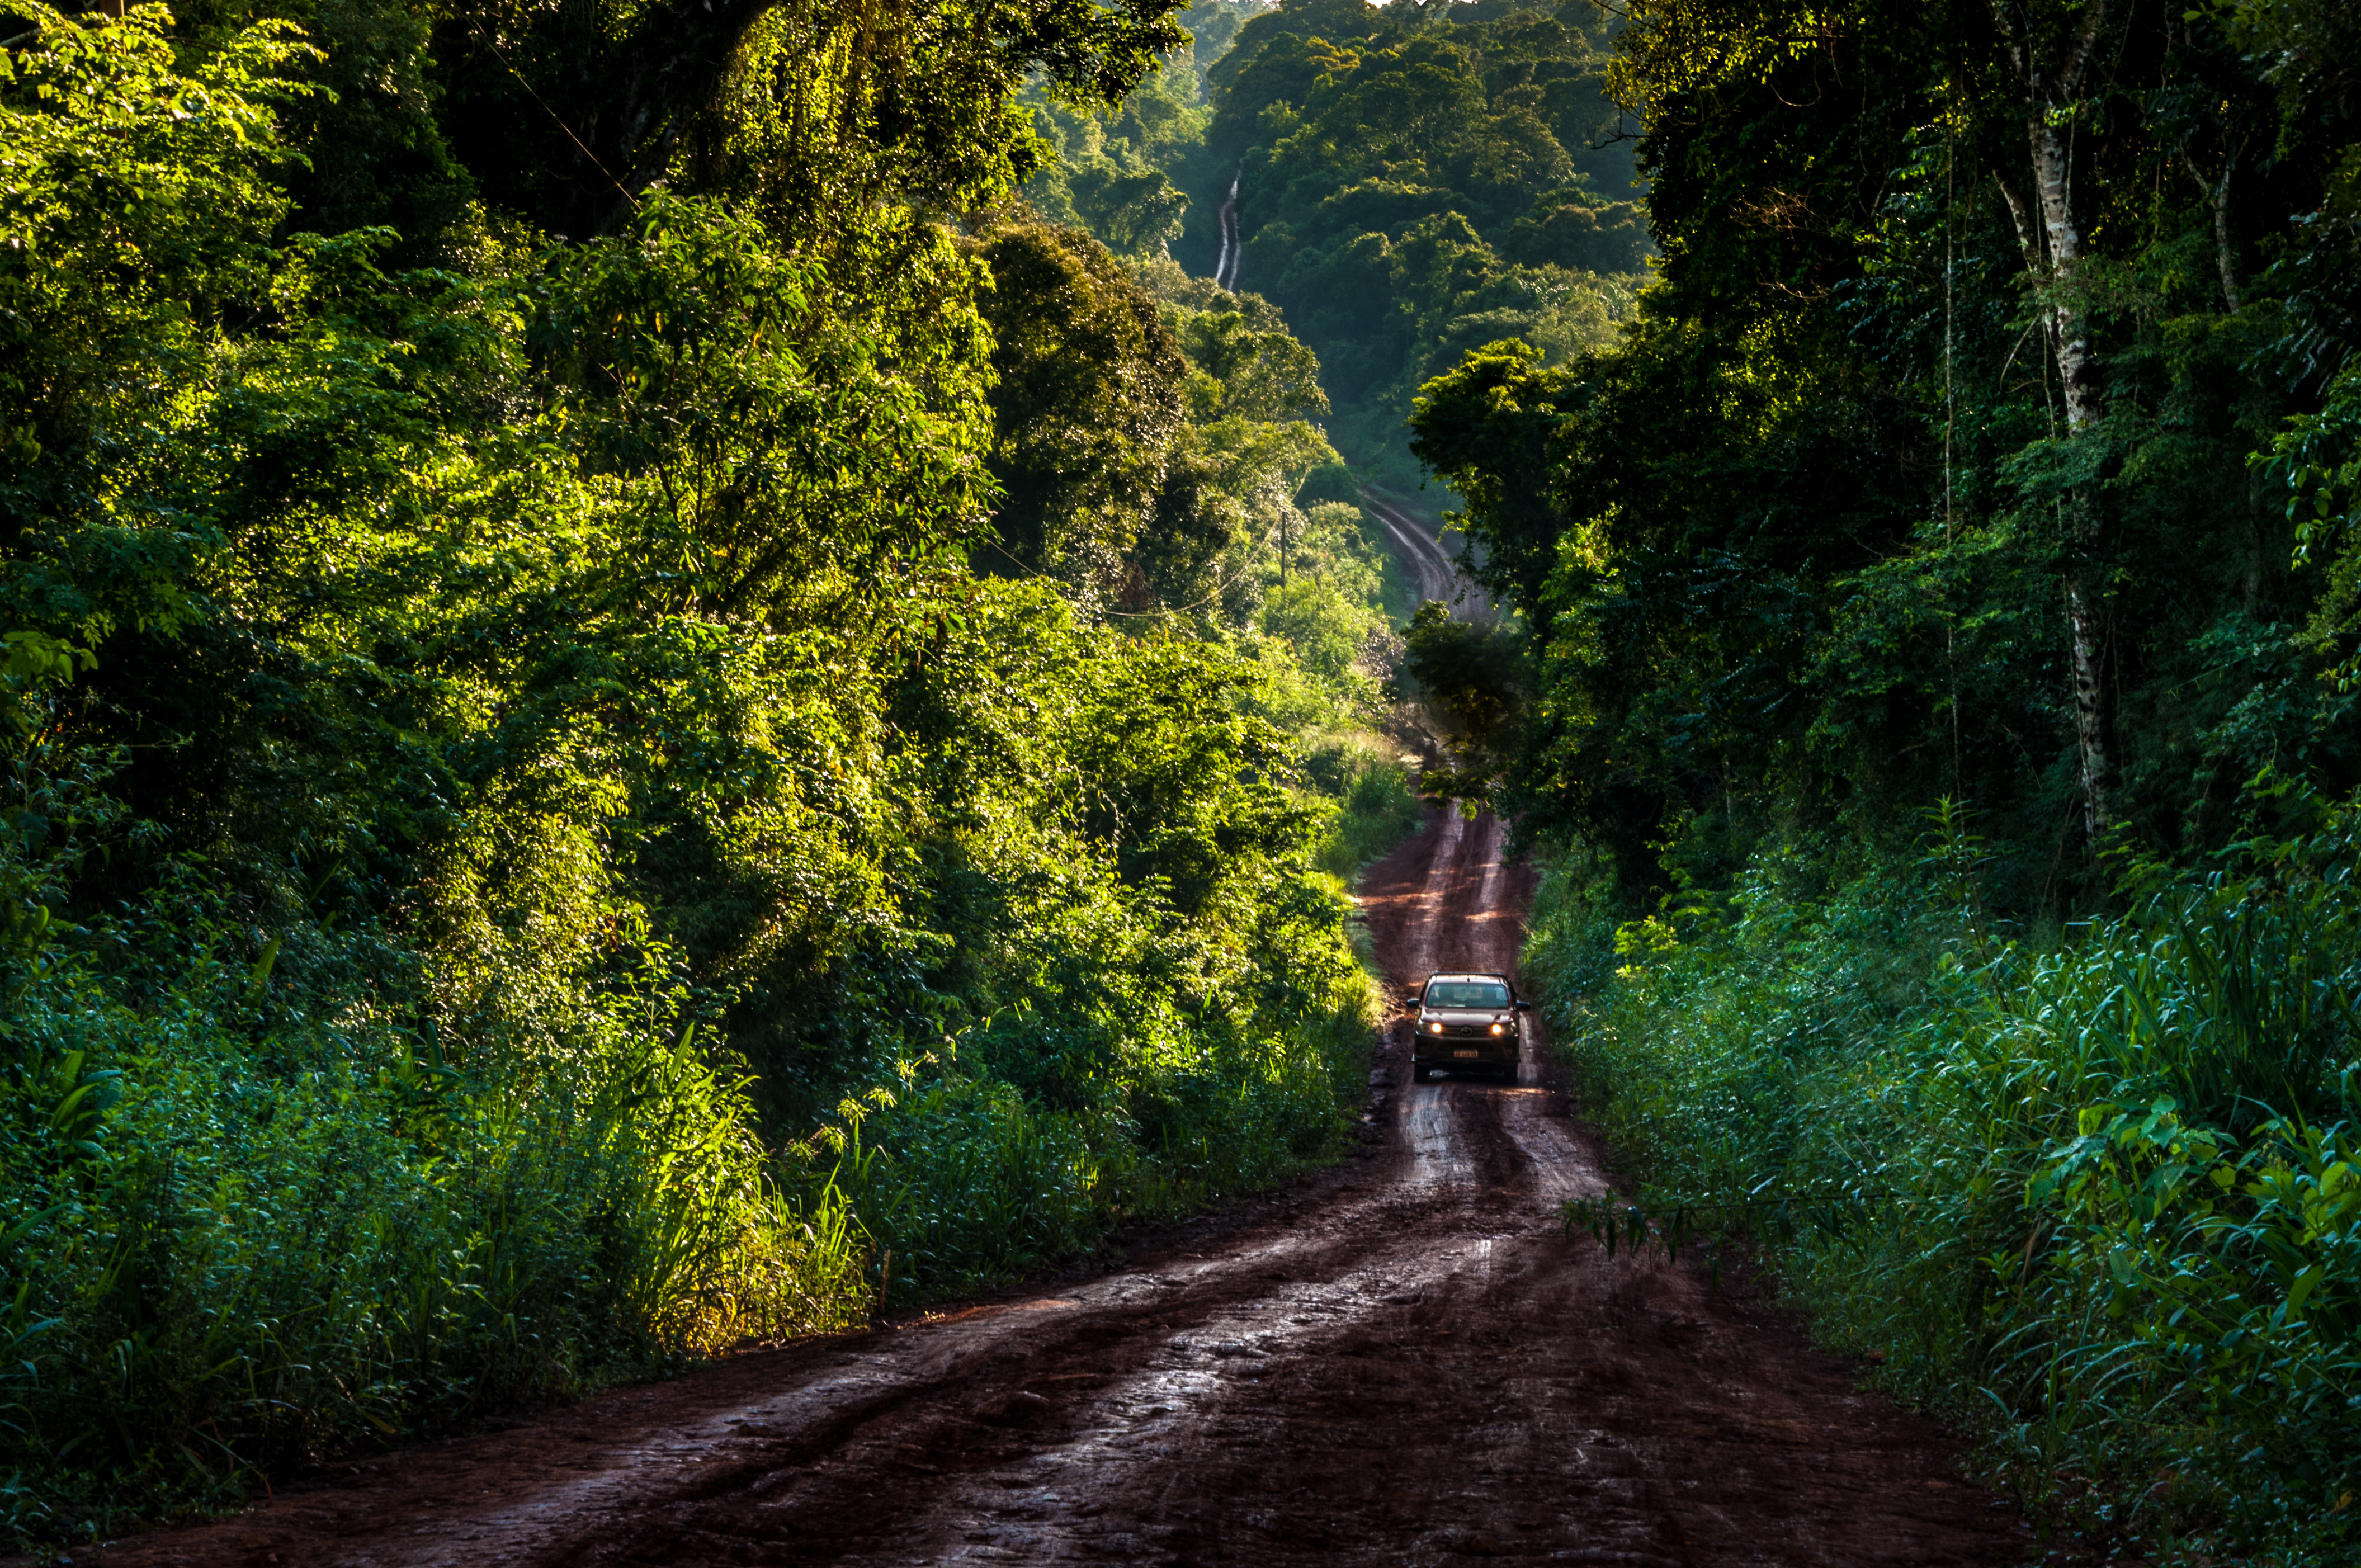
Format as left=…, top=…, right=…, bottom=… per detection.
left=1360, top=487, right=1489, bottom=620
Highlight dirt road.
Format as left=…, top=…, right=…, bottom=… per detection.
left=1213, top=172, right=1241, bottom=294
left=1361, top=489, right=1487, bottom=616
left=95, top=810, right=2028, bottom=1567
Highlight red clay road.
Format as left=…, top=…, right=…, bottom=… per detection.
left=91, top=806, right=2030, bottom=1567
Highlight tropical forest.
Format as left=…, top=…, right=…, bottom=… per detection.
left=2, top=0, right=2357, bottom=1564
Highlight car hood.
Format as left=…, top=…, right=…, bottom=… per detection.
left=1424, top=1010, right=1510, bottom=1026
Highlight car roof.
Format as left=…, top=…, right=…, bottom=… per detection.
left=1425, top=972, right=1510, bottom=985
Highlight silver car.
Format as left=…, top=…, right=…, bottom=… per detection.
left=1405, top=972, right=1531, bottom=1081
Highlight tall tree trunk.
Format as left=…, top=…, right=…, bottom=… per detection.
left=2212, top=145, right=2242, bottom=314
left=2062, top=572, right=2109, bottom=839
left=1992, top=0, right=2114, bottom=845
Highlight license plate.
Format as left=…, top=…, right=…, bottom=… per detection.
left=1452, top=1049, right=1480, bottom=1059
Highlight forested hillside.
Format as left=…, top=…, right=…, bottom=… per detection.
left=0, top=0, right=1428, bottom=1544
left=1400, top=0, right=2361, bottom=1559
left=1022, top=0, right=1652, bottom=481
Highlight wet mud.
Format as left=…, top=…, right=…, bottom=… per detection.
left=92, top=807, right=2031, bottom=1566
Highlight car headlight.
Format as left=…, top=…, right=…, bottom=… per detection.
left=1427, top=1021, right=1443, bottom=1034
left=1489, top=1022, right=1505, bottom=1035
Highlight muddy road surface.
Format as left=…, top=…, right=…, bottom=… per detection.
left=96, top=809, right=2028, bottom=1567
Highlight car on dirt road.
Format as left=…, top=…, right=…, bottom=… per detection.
left=1405, top=972, right=1532, bottom=1082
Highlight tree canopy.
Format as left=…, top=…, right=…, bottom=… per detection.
left=1413, top=0, right=2361, bottom=905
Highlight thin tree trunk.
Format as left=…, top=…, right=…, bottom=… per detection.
left=2028, top=116, right=2101, bottom=434
left=1991, top=0, right=2114, bottom=843
left=2212, top=146, right=2242, bottom=314
left=2063, top=573, right=2109, bottom=838
left=2037, top=100, right=2110, bottom=839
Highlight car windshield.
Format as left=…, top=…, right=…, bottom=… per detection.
left=1427, top=980, right=1510, bottom=1009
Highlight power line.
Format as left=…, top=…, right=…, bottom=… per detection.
left=464, top=20, right=639, bottom=216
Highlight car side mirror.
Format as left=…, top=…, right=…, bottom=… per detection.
left=1514, top=1000, right=1533, bottom=1012
left=1403, top=993, right=1423, bottom=1008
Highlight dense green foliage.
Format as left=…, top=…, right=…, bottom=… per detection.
left=1415, top=0, right=2360, bottom=886
left=1404, top=0, right=2361, bottom=1559
left=0, top=0, right=1424, bottom=1543
left=1398, top=601, right=1530, bottom=800
left=1018, top=2, right=1251, bottom=261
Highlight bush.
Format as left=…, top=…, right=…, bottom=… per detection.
left=1296, top=461, right=1361, bottom=510
left=1312, top=752, right=1423, bottom=881
left=795, top=892, right=1383, bottom=1310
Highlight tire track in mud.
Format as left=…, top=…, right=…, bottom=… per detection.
left=90, top=811, right=2031, bottom=1568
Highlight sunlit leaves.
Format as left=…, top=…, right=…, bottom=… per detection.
left=0, top=2, right=318, bottom=649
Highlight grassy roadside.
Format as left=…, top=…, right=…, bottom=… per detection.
left=1523, top=791, right=2361, bottom=1567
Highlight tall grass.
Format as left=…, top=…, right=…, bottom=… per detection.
left=4, top=919, right=1380, bottom=1546
left=0, top=953, right=870, bottom=1546
left=1310, top=751, right=1424, bottom=881
left=1530, top=791, right=2361, bottom=1566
